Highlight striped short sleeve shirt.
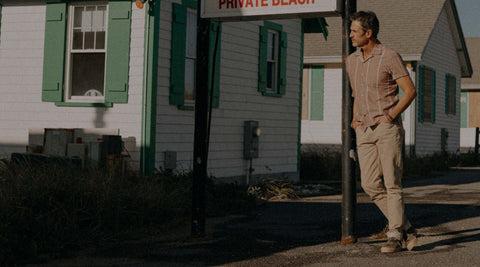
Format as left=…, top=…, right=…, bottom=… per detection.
left=346, top=43, right=409, bottom=131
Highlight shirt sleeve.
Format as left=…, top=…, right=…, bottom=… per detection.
left=389, top=51, right=409, bottom=80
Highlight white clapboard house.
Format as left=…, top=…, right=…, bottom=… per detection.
left=301, top=0, right=472, bottom=156
left=0, top=0, right=326, bottom=182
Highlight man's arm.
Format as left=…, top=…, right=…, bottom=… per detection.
left=351, top=100, right=361, bottom=130
left=381, top=76, right=417, bottom=123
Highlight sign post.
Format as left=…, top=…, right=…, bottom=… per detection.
left=341, top=0, right=356, bottom=244
left=192, top=0, right=211, bottom=237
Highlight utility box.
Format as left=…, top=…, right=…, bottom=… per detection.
left=43, top=128, right=74, bottom=156
left=102, top=135, right=123, bottom=155
left=244, top=120, right=260, bottom=159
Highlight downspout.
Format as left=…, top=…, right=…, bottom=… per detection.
left=141, top=0, right=160, bottom=175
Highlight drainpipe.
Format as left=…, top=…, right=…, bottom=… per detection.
left=140, top=1, right=159, bottom=175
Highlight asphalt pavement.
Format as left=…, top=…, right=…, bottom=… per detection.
left=37, top=167, right=480, bottom=267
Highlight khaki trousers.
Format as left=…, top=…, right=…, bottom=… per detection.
left=356, top=122, right=410, bottom=239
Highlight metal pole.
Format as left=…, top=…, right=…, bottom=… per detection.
left=191, top=0, right=210, bottom=237
left=341, top=0, right=357, bottom=244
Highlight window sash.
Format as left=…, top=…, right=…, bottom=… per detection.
left=184, top=8, right=197, bottom=103
left=65, top=2, right=108, bottom=103
left=266, top=30, right=278, bottom=93
left=446, top=75, right=455, bottom=114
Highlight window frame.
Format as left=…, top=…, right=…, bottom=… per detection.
left=418, top=65, right=436, bottom=123
left=258, top=21, right=287, bottom=97
left=64, top=2, right=108, bottom=103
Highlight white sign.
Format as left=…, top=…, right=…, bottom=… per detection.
left=201, top=0, right=341, bottom=21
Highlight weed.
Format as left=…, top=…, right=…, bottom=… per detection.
left=0, top=159, right=256, bottom=264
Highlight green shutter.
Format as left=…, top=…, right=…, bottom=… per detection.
left=42, top=2, right=67, bottom=102
left=432, top=69, right=436, bottom=123
left=209, top=21, right=221, bottom=108
left=453, top=76, right=457, bottom=115
left=310, top=66, right=324, bottom=120
left=278, top=31, right=287, bottom=96
left=418, top=65, right=424, bottom=122
left=445, top=74, right=449, bottom=114
left=170, top=3, right=187, bottom=106
left=104, top=0, right=131, bottom=103
left=258, top=25, right=268, bottom=93
left=460, top=91, right=468, bottom=128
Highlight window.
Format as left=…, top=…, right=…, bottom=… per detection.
left=66, top=3, right=107, bottom=102
left=42, top=1, right=131, bottom=106
left=445, top=74, right=456, bottom=115
left=170, top=0, right=221, bottom=108
left=266, top=30, right=278, bottom=93
left=418, top=65, right=436, bottom=123
left=258, top=21, right=287, bottom=96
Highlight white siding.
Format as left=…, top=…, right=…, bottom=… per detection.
left=0, top=1, right=146, bottom=168
left=415, top=7, right=462, bottom=155
left=156, top=0, right=302, bottom=180
left=301, top=67, right=342, bottom=145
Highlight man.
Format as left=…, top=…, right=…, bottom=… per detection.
left=346, top=11, right=418, bottom=253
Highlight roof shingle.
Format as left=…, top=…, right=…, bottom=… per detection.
left=304, top=0, right=447, bottom=58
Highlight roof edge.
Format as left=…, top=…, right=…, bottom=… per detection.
left=447, top=0, right=473, bottom=78
left=461, top=84, right=480, bottom=90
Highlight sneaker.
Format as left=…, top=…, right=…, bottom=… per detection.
left=371, top=225, right=389, bottom=240
left=381, top=238, right=402, bottom=253
left=404, top=227, right=418, bottom=251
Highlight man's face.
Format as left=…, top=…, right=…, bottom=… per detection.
left=349, top=20, right=369, bottom=48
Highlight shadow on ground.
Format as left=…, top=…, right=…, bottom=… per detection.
left=88, top=170, right=480, bottom=266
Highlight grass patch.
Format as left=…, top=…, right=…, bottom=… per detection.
left=0, top=158, right=257, bottom=264
left=300, top=149, right=342, bottom=182
left=301, top=150, right=479, bottom=182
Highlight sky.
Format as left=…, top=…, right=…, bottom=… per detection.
left=455, top=0, right=480, bottom=37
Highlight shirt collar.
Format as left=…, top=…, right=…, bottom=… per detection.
left=355, top=41, right=383, bottom=62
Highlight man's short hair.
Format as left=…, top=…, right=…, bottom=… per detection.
left=350, top=11, right=379, bottom=39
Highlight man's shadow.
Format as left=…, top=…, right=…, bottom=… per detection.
left=414, top=228, right=480, bottom=251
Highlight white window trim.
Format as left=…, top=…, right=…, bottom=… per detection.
left=65, top=1, right=108, bottom=103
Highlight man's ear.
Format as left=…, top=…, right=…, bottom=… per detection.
left=365, top=29, right=373, bottom=39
